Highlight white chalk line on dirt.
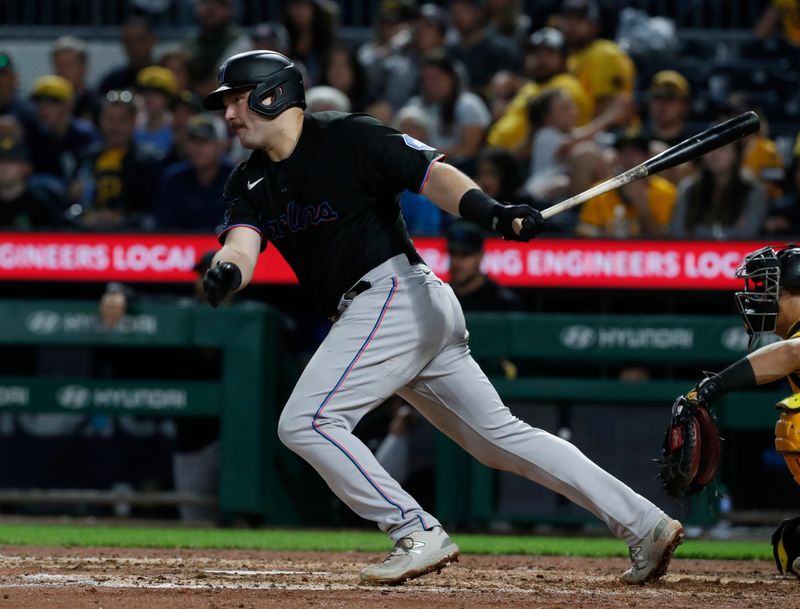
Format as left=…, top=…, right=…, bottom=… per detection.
left=1, top=571, right=792, bottom=599
left=203, top=569, right=332, bottom=576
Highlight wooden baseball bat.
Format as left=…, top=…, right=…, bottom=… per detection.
left=512, top=111, right=761, bottom=232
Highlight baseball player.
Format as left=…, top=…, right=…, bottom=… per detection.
left=674, top=244, right=800, bottom=577
left=201, top=50, right=683, bottom=585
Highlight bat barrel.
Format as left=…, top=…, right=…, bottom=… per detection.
left=644, top=111, right=760, bottom=175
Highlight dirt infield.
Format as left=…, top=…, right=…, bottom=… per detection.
left=0, top=545, right=797, bottom=609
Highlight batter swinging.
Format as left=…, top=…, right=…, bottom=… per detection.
left=202, top=50, right=683, bottom=585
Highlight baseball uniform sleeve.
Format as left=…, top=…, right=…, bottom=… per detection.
left=345, top=114, right=445, bottom=196
left=218, top=164, right=268, bottom=251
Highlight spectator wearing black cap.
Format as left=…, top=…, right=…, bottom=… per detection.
left=98, top=16, right=158, bottom=95
left=155, top=113, right=233, bottom=232
left=26, top=75, right=99, bottom=190
left=51, top=35, right=100, bottom=124
left=71, top=90, right=160, bottom=230
left=487, top=27, right=591, bottom=152
left=448, top=0, right=519, bottom=94
left=447, top=221, right=524, bottom=312
left=399, top=50, right=490, bottom=167
left=0, top=135, right=66, bottom=229
left=575, top=128, right=676, bottom=238
left=0, top=51, right=36, bottom=131
left=558, top=0, right=635, bottom=122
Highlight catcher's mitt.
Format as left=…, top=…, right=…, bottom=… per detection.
left=658, top=391, right=722, bottom=498
left=772, top=516, right=800, bottom=577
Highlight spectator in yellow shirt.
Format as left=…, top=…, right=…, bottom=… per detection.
left=576, top=128, right=676, bottom=238
left=558, top=0, right=636, bottom=119
left=486, top=26, right=591, bottom=152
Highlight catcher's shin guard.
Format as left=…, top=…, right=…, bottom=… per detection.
left=772, top=516, right=800, bottom=576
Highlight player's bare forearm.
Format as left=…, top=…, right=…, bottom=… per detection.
left=421, top=161, right=480, bottom=217
left=213, top=227, right=261, bottom=290
left=748, top=338, right=800, bottom=385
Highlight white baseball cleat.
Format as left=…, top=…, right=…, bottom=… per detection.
left=360, top=526, right=460, bottom=585
left=620, top=515, right=684, bottom=584
left=792, top=556, right=800, bottom=578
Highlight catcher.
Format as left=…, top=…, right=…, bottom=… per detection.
left=660, top=244, right=800, bottom=578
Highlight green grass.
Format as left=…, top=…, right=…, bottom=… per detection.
left=0, top=524, right=773, bottom=560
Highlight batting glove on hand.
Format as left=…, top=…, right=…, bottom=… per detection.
left=495, top=204, right=544, bottom=242
left=203, top=261, right=242, bottom=308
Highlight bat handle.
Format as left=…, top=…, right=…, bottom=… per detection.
left=512, top=218, right=523, bottom=235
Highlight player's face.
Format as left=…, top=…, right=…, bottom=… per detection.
left=223, top=88, right=276, bottom=150
left=776, top=290, right=796, bottom=339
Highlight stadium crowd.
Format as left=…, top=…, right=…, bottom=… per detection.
left=0, top=0, right=799, bottom=240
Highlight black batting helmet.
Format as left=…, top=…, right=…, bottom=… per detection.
left=734, top=244, right=800, bottom=349
left=203, top=50, right=306, bottom=118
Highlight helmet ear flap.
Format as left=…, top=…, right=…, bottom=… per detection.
left=247, top=74, right=306, bottom=117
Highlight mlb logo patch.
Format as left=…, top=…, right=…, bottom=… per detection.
left=402, top=133, right=435, bottom=152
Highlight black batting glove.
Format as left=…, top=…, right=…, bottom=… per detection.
left=203, top=261, right=242, bottom=308
left=494, top=204, right=545, bottom=242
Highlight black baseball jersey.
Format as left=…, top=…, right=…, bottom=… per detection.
left=218, top=112, right=443, bottom=317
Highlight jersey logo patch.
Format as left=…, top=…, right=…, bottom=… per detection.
left=265, top=201, right=338, bottom=240
left=401, top=133, right=435, bottom=152
left=247, top=177, right=265, bottom=190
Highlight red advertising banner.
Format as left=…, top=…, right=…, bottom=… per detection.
left=0, top=232, right=770, bottom=289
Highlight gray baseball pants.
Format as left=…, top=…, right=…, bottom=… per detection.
left=277, top=254, right=663, bottom=545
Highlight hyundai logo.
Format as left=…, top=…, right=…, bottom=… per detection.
left=25, top=311, right=61, bottom=335
left=56, top=385, right=91, bottom=410
left=720, top=327, right=749, bottom=352
left=559, top=325, right=597, bottom=350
